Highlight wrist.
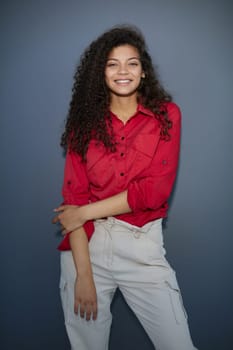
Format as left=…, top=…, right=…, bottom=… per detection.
left=73, top=206, right=88, bottom=226
left=80, top=203, right=93, bottom=222
left=77, top=267, right=93, bottom=279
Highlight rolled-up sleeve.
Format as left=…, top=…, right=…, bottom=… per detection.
left=127, top=103, right=181, bottom=212
left=58, top=150, right=94, bottom=250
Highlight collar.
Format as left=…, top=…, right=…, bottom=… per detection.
left=108, top=103, right=155, bottom=122
left=137, top=103, right=155, bottom=118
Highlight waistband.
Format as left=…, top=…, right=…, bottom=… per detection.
left=95, top=217, right=162, bottom=237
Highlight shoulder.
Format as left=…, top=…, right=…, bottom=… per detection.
left=66, top=148, right=84, bottom=165
left=164, top=102, right=182, bottom=123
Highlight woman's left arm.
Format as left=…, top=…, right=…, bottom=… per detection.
left=127, top=103, right=181, bottom=212
left=54, top=191, right=131, bottom=233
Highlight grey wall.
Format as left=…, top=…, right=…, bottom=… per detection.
left=1, top=1, right=233, bottom=349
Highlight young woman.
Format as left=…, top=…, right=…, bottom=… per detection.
left=53, top=25, right=198, bottom=350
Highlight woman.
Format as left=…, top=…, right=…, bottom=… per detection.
left=53, top=25, right=197, bottom=350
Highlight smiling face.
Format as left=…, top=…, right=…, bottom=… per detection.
left=105, top=44, right=145, bottom=100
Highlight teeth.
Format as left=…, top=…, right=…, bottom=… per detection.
left=115, top=79, right=131, bottom=83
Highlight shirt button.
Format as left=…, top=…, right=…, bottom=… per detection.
left=67, top=180, right=72, bottom=185
left=120, top=153, right=124, bottom=157
left=121, top=136, right=125, bottom=140
left=120, top=172, right=124, bottom=176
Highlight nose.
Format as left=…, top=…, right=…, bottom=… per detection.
left=117, top=64, right=129, bottom=74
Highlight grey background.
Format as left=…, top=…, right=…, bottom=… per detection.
left=1, top=0, right=233, bottom=349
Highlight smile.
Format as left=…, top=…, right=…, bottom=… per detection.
left=115, top=79, right=132, bottom=84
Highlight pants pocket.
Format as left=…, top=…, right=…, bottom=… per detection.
left=59, top=276, right=71, bottom=324
left=165, top=274, right=188, bottom=324
left=132, top=233, right=169, bottom=269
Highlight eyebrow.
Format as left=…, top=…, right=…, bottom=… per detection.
left=106, top=57, right=140, bottom=61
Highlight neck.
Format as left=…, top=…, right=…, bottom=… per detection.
left=110, top=95, right=138, bottom=123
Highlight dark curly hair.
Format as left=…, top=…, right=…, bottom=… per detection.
left=61, top=25, right=172, bottom=160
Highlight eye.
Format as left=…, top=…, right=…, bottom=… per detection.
left=129, top=62, right=139, bottom=66
left=106, top=62, right=117, bottom=67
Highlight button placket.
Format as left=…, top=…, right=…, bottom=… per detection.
left=118, top=134, right=126, bottom=179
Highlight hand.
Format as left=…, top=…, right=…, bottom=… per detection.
left=52, top=205, right=76, bottom=234
left=74, top=274, right=97, bottom=321
left=52, top=205, right=86, bottom=233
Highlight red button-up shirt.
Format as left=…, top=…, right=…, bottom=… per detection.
left=58, top=102, right=181, bottom=250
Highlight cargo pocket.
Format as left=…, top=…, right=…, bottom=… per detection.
left=165, top=274, right=188, bottom=324
left=59, top=277, right=70, bottom=324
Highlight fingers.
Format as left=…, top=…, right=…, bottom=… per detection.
left=74, top=300, right=98, bottom=321
left=53, top=204, right=79, bottom=212
left=53, top=206, right=66, bottom=212
left=92, top=302, right=98, bottom=321
left=74, top=298, right=79, bottom=315
left=84, top=302, right=97, bottom=321
left=52, top=214, right=68, bottom=235
left=52, top=215, right=60, bottom=224
left=52, top=214, right=64, bottom=230
left=61, top=227, right=68, bottom=236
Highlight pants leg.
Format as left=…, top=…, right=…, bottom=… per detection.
left=109, top=218, right=198, bottom=350
left=120, top=273, right=197, bottom=350
left=59, top=221, right=117, bottom=350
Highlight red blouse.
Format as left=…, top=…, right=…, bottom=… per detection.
left=58, top=102, right=181, bottom=251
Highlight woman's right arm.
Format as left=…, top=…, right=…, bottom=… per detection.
left=60, top=150, right=97, bottom=320
left=69, top=227, right=97, bottom=321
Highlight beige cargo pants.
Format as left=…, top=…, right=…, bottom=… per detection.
left=60, top=218, right=197, bottom=350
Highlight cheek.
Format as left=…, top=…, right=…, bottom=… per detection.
left=104, top=76, right=111, bottom=89
left=105, top=72, right=117, bottom=88
left=104, top=72, right=109, bottom=84
left=135, top=74, right=143, bottom=85
left=105, top=68, right=114, bottom=77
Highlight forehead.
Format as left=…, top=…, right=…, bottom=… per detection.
left=107, top=44, right=140, bottom=59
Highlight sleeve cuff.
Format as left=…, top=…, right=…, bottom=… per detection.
left=57, top=221, right=95, bottom=251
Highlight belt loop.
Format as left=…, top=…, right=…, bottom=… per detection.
left=133, top=229, right=141, bottom=239
left=106, top=217, right=115, bottom=231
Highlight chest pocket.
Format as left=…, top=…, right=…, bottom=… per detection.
left=86, top=140, right=115, bottom=188
left=128, top=133, right=160, bottom=178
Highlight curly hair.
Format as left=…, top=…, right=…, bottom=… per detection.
left=61, top=25, right=172, bottom=160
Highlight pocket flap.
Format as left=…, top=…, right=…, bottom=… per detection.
left=165, top=272, right=180, bottom=292
left=59, top=277, right=67, bottom=291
